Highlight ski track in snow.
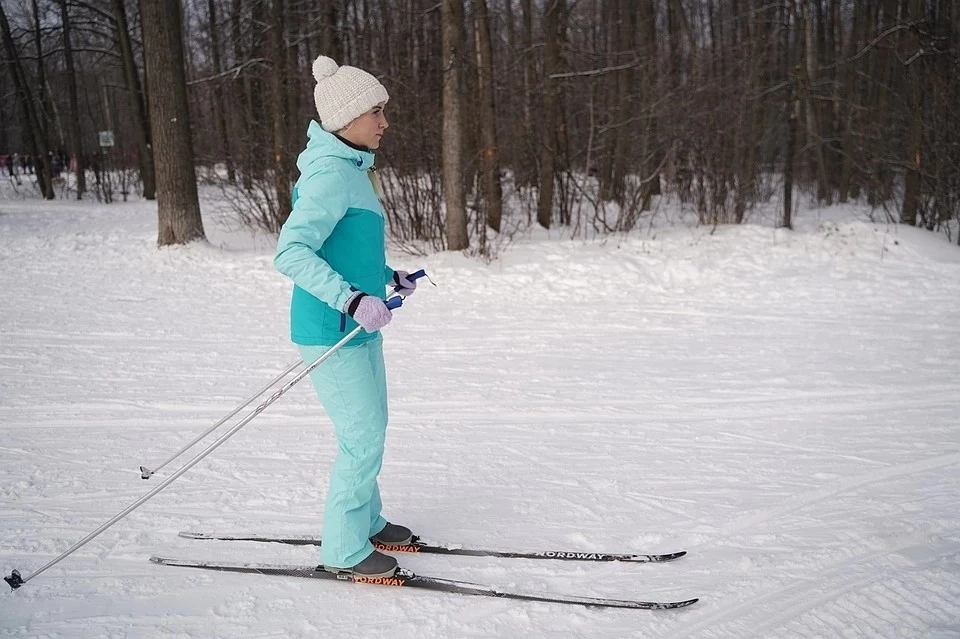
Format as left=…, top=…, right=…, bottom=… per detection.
left=1, top=194, right=960, bottom=638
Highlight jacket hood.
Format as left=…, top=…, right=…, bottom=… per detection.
left=297, top=120, right=376, bottom=176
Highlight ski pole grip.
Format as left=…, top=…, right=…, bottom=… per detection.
left=392, top=269, right=428, bottom=293
left=385, top=296, right=403, bottom=311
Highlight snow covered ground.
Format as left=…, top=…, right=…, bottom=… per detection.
left=1, top=188, right=959, bottom=638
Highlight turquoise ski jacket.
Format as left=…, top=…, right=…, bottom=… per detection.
left=274, top=121, right=393, bottom=346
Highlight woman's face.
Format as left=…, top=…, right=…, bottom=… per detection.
left=340, top=102, right=389, bottom=150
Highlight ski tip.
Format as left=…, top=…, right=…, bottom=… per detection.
left=624, top=550, right=686, bottom=562
left=178, top=531, right=212, bottom=539
left=151, top=556, right=193, bottom=567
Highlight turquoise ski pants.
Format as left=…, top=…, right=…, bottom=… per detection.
left=298, top=337, right=389, bottom=568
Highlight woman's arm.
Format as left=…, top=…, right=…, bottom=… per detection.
left=273, top=169, right=355, bottom=312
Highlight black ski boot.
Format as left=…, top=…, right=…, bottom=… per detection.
left=324, top=550, right=398, bottom=578
left=371, top=522, right=413, bottom=546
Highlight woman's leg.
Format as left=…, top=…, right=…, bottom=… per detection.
left=366, top=338, right=389, bottom=539
left=298, top=338, right=389, bottom=568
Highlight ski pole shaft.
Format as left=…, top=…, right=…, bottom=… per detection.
left=5, top=325, right=365, bottom=590
left=140, top=358, right=305, bottom=479
left=141, top=289, right=416, bottom=479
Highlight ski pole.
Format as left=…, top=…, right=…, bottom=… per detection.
left=4, top=297, right=405, bottom=590
left=139, top=358, right=305, bottom=479
left=140, top=269, right=430, bottom=480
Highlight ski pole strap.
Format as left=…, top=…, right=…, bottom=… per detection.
left=392, top=268, right=428, bottom=293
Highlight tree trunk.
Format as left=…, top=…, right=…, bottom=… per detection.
left=207, top=0, right=234, bottom=184
left=518, top=0, right=537, bottom=189
left=609, top=0, right=635, bottom=205
left=59, top=0, right=86, bottom=199
left=30, top=0, right=54, bottom=197
left=321, top=3, right=342, bottom=61
left=638, top=0, right=660, bottom=203
left=837, top=0, right=857, bottom=201
left=0, top=4, right=52, bottom=198
left=783, top=75, right=798, bottom=231
left=868, top=0, right=899, bottom=204
left=474, top=0, right=502, bottom=233
left=113, top=0, right=156, bottom=200
left=800, top=1, right=832, bottom=203
left=900, top=0, right=924, bottom=226
left=140, top=0, right=206, bottom=246
left=441, top=0, right=467, bottom=250
left=230, top=0, right=253, bottom=191
left=597, top=1, right=616, bottom=197
left=249, top=0, right=268, bottom=183
left=537, top=0, right=563, bottom=229
left=271, top=0, right=292, bottom=229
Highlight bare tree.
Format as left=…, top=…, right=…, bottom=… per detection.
left=2, top=0, right=958, bottom=246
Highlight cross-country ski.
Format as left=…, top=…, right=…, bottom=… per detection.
left=149, top=556, right=699, bottom=611
left=178, top=531, right=687, bottom=563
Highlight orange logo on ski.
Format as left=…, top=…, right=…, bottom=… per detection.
left=373, top=542, right=421, bottom=553
left=353, top=575, right=404, bottom=586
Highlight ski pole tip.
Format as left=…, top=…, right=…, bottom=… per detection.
left=140, top=466, right=153, bottom=480
left=4, top=570, right=23, bottom=590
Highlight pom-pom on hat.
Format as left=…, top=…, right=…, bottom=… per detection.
left=312, top=56, right=389, bottom=133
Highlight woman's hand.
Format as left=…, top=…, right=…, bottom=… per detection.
left=392, top=269, right=421, bottom=296
left=345, top=293, right=392, bottom=332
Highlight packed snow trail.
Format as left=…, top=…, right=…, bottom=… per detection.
left=1, top=193, right=959, bottom=637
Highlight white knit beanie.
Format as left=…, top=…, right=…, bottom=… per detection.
left=312, top=56, right=389, bottom=133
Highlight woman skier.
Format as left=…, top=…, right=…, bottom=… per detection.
left=274, top=56, right=422, bottom=578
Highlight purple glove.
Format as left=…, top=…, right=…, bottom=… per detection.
left=344, top=292, right=392, bottom=332
left=392, top=270, right=419, bottom=295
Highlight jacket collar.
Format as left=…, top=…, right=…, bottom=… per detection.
left=300, top=120, right=376, bottom=173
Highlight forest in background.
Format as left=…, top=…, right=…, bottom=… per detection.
left=1, top=0, right=958, bottom=252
